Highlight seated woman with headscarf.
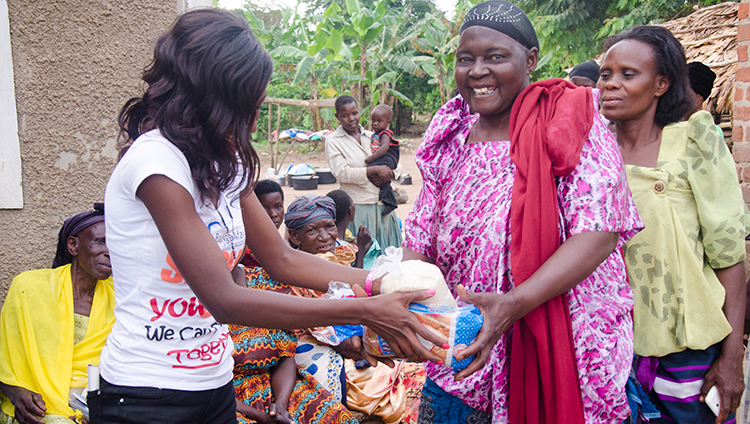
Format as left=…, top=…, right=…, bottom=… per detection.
left=0, top=204, right=115, bottom=424
left=230, top=184, right=355, bottom=424
left=282, top=195, right=355, bottom=402
left=285, top=195, right=423, bottom=424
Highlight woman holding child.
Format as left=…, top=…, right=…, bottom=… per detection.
left=404, top=1, right=642, bottom=423
left=325, top=96, right=402, bottom=251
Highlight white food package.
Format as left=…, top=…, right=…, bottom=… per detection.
left=371, top=247, right=458, bottom=308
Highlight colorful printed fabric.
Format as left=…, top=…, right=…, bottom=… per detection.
left=401, top=362, right=426, bottom=424
left=230, top=267, right=355, bottom=424
left=624, top=111, right=750, bottom=357
left=646, top=344, right=734, bottom=423
left=288, top=262, right=348, bottom=403
left=404, top=91, right=642, bottom=423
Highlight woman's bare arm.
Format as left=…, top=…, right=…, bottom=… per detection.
left=454, top=231, right=619, bottom=380
left=700, top=262, right=746, bottom=423
left=136, top=175, right=442, bottom=361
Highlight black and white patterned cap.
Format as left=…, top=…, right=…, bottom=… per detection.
left=460, top=1, right=539, bottom=50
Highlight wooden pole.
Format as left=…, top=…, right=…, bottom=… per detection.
left=267, top=103, right=274, bottom=170
left=277, top=138, right=297, bottom=176
left=275, top=104, right=282, bottom=173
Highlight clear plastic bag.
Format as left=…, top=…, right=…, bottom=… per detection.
left=310, top=281, right=361, bottom=346
left=371, top=247, right=458, bottom=308
left=362, top=303, right=483, bottom=372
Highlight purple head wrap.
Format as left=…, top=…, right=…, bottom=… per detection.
left=284, top=195, right=336, bottom=230
left=53, top=203, right=105, bottom=268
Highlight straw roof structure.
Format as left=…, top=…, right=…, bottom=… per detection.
left=660, top=2, right=738, bottom=115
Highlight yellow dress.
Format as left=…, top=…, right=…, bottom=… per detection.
left=0, top=265, right=115, bottom=420
left=624, top=111, right=750, bottom=357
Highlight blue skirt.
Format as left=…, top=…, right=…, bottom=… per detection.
left=417, top=377, right=491, bottom=424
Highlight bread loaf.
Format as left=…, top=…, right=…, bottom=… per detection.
left=380, top=260, right=457, bottom=308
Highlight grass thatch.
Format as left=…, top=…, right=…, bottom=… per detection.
left=660, top=2, right=738, bottom=115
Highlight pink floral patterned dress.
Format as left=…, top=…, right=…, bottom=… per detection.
left=404, top=91, right=643, bottom=423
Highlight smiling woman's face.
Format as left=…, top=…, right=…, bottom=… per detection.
left=454, top=26, right=537, bottom=119
left=597, top=39, right=669, bottom=123
left=290, top=218, right=337, bottom=255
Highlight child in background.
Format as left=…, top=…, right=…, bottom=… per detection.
left=327, top=189, right=380, bottom=269
left=365, top=105, right=399, bottom=216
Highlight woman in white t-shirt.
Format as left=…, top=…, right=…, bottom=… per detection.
left=90, top=9, right=442, bottom=424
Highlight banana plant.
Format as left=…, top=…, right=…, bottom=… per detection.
left=342, top=0, right=386, bottom=105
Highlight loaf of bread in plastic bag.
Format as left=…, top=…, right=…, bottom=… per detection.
left=362, top=303, right=483, bottom=372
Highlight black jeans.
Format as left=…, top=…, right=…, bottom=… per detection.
left=88, top=378, right=235, bottom=424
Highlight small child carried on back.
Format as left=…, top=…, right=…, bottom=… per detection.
left=365, top=104, right=400, bottom=216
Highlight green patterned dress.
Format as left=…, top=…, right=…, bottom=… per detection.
left=624, top=111, right=750, bottom=357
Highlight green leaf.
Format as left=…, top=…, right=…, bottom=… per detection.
left=364, top=23, right=383, bottom=45
left=324, top=2, right=342, bottom=17
left=293, top=56, right=314, bottom=84
left=270, top=45, right=307, bottom=59
left=372, top=71, right=397, bottom=86
left=329, top=29, right=343, bottom=55
left=386, top=88, right=413, bottom=107
left=314, top=31, right=330, bottom=54
left=345, top=0, right=361, bottom=16
left=537, top=51, right=553, bottom=69
left=391, top=54, right=421, bottom=75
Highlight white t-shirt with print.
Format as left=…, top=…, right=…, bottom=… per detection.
left=101, top=130, right=245, bottom=390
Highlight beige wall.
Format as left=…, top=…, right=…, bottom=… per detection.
left=0, top=1, right=178, bottom=303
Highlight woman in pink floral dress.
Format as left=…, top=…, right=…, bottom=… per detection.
left=402, top=2, right=642, bottom=423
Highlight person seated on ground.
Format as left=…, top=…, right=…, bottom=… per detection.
left=364, top=104, right=400, bottom=216
left=242, top=180, right=285, bottom=268
left=0, top=205, right=115, bottom=424
left=283, top=195, right=356, bottom=402
left=569, top=60, right=600, bottom=88
left=326, top=95, right=402, bottom=251
left=284, top=195, right=422, bottom=423
left=326, top=189, right=380, bottom=270
left=229, top=266, right=355, bottom=424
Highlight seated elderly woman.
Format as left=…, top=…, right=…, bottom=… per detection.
left=285, top=195, right=423, bottom=423
left=0, top=204, right=115, bottom=424
left=283, top=195, right=354, bottom=401
left=230, top=184, right=356, bottom=424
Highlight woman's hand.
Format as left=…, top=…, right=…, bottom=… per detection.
left=700, top=348, right=745, bottom=424
left=268, top=403, right=295, bottom=424
left=366, top=165, right=393, bottom=187
left=357, top=287, right=444, bottom=363
left=236, top=399, right=294, bottom=424
left=453, top=285, right=523, bottom=381
left=0, top=384, right=46, bottom=424
left=332, top=335, right=390, bottom=368
left=704, top=262, right=748, bottom=423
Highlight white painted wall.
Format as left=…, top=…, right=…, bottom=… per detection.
left=0, top=0, right=22, bottom=209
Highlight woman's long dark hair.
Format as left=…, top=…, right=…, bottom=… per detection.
left=118, top=8, right=273, bottom=204
left=603, top=25, right=691, bottom=127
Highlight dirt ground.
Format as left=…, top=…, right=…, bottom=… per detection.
left=257, top=137, right=425, bottom=225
